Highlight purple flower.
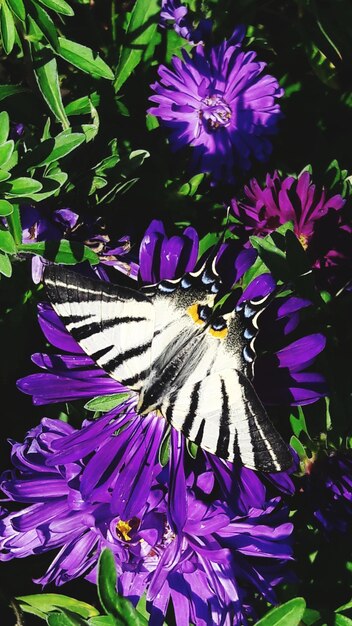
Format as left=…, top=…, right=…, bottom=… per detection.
left=299, top=450, right=352, bottom=535
left=20, top=206, right=136, bottom=283
left=0, top=420, right=293, bottom=625
left=231, top=170, right=351, bottom=291
left=148, top=28, right=283, bottom=184
left=160, top=0, right=211, bottom=44
left=139, top=219, right=199, bottom=283
left=0, top=418, right=165, bottom=586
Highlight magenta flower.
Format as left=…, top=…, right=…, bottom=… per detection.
left=148, top=27, right=283, bottom=184
left=231, top=170, right=351, bottom=291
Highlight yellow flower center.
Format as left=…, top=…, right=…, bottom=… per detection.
left=298, top=233, right=309, bottom=250
left=116, top=519, right=133, bottom=541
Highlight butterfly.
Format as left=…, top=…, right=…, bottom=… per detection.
left=44, top=253, right=293, bottom=473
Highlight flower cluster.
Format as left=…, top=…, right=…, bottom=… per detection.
left=0, top=418, right=294, bottom=625
left=1, top=219, right=327, bottom=622
left=1, top=0, right=351, bottom=622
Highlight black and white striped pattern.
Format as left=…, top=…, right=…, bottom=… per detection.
left=44, top=265, right=292, bottom=472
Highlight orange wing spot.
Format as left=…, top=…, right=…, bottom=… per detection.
left=209, top=327, right=228, bottom=339
left=187, top=303, right=205, bottom=325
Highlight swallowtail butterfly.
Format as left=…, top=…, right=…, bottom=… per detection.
left=44, top=256, right=293, bottom=473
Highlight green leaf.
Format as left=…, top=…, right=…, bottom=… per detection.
left=0, top=110, right=10, bottom=144
left=29, top=0, right=59, bottom=50
left=0, top=84, right=28, bottom=101
left=18, top=239, right=99, bottom=265
left=159, top=427, right=171, bottom=466
left=336, top=600, right=352, bottom=612
left=6, top=0, right=25, bottom=21
left=88, top=617, right=116, bottom=626
left=178, top=173, right=205, bottom=197
left=290, top=406, right=309, bottom=439
left=36, top=0, right=74, bottom=16
left=29, top=18, right=69, bottom=129
left=57, top=37, right=114, bottom=80
left=97, top=549, right=118, bottom=617
left=22, top=131, right=85, bottom=168
left=6, top=203, right=21, bottom=244
left=0, top=170, right=11, bottom=182
left=2, top=177, right=42, bottom=196
left=97, top=549, right=147, bottom=625
left=17, top=594, right=99, bottom=619
left=0, top=199, right=13, bottom=215
left=187, top=440, right=198, bottom=459
left=114, top=0, right=159, bottom=93
left=47, top=610, right=88, bottom=626
left=0, top=250, right=12, bottom=276
left=84, top=393, right=130, bottom=412
left=0, top=139, right=14, bottom=167
left=0, top=1, right=16, bottom=55
left=65, top=92, right=100, bottom=116
left=24, top=175, right=66, bottom=201
left=335, top=616, right=352, bottom=626
left=0, top=226, right=16, bottom=253
left=289, top=435, right=307, bottom=462
left=254, top=598, right=306, bottom=626
left=302, top=608, right=321, bottom=625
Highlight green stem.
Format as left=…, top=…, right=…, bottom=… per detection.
left=111, top=0, right=117, bottom=44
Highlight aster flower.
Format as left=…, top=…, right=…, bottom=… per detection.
left=299, top=449, right=352, bottom=535
left=0, top=418, right=165, bottom=585
left=159, top=0, right=211, bottom=44
left=148, top=27, right=283, bottom=184
left=20, top=206, right=135, bottom=283
left=0, top=420, right=293, bottom=625
left=231, top=170, right=351, bottom=291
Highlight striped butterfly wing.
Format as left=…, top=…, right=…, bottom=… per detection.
left=154, top=283, right=293, bottom=472
left=162, top=368, right=292, bottom=471
left=44, top=265, right=155, bottom=392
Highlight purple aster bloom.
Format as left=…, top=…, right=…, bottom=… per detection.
left=148, top=28, right=283, bottom=184
left=20, top=206, right=136, bottom=283
left=0, top=418, right=165, bottom=585
left=160, top=0, right=211, bottom=44
left=0, top=420, right=293, bottom=625
left=299, top=449, right=352, bottom=535
left=231, top=170, right=351, bottom=291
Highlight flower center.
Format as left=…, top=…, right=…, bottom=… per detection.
left=200, top=95, right=232, bottom=130
left=298, top=233, right=309, bottom=250
left=116, top=517, right=140, bottom=541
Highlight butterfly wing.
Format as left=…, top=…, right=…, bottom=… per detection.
left=149, top=275, right=292, bottom=471
left=44, top=265, right=155, bottom=392
left=162, top=368, right=292, bottom=471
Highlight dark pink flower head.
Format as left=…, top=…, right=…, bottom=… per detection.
left=148, top=28, right=283, bottom=184
left=231, top=170, right=346, bottom=249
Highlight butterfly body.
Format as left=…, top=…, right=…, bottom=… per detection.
left=44, top=262, right=293, bottom=472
